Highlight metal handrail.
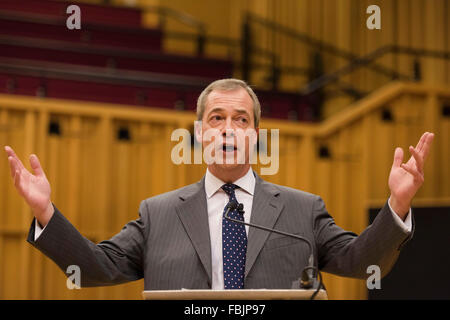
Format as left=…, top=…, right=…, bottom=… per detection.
left=139, top=5, right=207, bottom=55
left=302, top=45, right=450, bottom=95
left=246, top=12, right=408, bottom=81
left=152, top=6, right=205, bottom=32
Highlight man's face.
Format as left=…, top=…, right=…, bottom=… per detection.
left=197, top=88, right=258, bottom=170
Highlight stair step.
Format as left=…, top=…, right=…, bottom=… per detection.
left=0, top=12, right=162, bottom=52
left=0, top=36, right=233, bottom=79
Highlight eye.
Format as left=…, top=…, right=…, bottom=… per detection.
left=236, top=116, right=248, bottom=124
left=208, top=114, right=224, bottom=125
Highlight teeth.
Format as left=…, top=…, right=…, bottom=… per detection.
left=223, top=145, right=235, bottom=151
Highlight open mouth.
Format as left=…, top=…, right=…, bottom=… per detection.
left=222, top=144, right=237, bottom=152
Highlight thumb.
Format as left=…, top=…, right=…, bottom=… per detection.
left=29, top=154, right=45, bottom=177
left=392, top=147, right=404, bottom=168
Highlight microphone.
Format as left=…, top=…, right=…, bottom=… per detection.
left=224, top=201, right=322, bottom=292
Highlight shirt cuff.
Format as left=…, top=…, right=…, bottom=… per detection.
left=34, top=218, right=47, bottom=241
left=388, top=197, right=412, bottom=233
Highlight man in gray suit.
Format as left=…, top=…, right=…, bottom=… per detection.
left=4, top=79, right=434, bottom=290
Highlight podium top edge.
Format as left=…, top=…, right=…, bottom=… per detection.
left=142, top=289, right=328, bottom=300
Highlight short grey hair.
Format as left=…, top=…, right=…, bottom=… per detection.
left=196, top=78, right=261, bottom=127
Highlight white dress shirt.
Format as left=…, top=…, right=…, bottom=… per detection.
left=34, top=167, right=412, bottom=290
left=205, top=167, right=256, bottom=290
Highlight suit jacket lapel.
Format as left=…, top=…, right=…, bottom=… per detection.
left=245, top=173, right=284, bottom=278
left=175, top=177, right=212, bottom=284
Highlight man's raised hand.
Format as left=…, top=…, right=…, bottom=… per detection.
left=4, top=146, right=54, bottom=227
left=388, top=132, right=435, bottom=220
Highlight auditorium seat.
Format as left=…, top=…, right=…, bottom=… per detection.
left=0, top=36, right=233, bottom=79
left=0, top=0, right=312, bottom=121
left=0, top=57, right=208, bottom=108
left=0, top=57, right=311, bottom=120
left=0, top=71, right=202, bottom=108
left=0, top=12, right=163, bottom=52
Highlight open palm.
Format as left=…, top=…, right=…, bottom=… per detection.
left=388, top=132, right=434, bottom=216
left=4, top=146, right=53, bottom=225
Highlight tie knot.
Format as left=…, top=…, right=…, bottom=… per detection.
left=221, top=183, right=239, bottom=196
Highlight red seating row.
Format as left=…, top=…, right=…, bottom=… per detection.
left=0, top=73, right=201, bottom=108
left=0, top=0, right=142, bottom=27
left=0, top=59, right=312, bottom=121
left=0, top=0, right=313, bottom=121
left=0, top=36, right=233, bottom=80
left=0, top=11, right=163, bottom=52
left=0, top=57, right=206, bottom=109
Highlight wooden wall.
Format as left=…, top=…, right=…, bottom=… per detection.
left=0, top=81, right=449, bottom=299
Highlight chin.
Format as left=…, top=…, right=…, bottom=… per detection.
left=219, top=163, right=240, bottom=169
left=214, top=162, right=248, bottom=172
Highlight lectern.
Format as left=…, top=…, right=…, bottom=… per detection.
left=142, top=289, right=328, bottom=300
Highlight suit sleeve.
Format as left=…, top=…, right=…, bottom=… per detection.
left=26, top=201, right=148, bottom=287
left=313, top=196, right=414, bottom=279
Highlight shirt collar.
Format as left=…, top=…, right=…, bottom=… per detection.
left=205, top=167, right=255, bottom=199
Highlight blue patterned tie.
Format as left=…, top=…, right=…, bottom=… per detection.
left=222, top=183, right=247, bottom=289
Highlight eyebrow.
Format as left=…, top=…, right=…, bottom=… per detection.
left=207, top=107, right=250, bottom=116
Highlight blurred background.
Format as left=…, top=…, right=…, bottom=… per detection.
left=0, top=0, right=449, bottom=300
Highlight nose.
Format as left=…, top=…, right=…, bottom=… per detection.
left=220, top=117, right=235, bottom=138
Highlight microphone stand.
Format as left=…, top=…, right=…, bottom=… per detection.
left=224, top=202, right=324, bottom=298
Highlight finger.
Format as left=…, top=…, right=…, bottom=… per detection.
left=415, top=132, right=428, bottom=153
left=4, top=146, right=25, bottom=171
left=8, top=156, right=19, bottom=179
left=392, top=147, right=404, bottom=168
left=13, top=169, right=22, bottom=192
left=4, top=145, right=18, bottom=160
left=421, top=132, right=435, bottom=161
left=401, top=163, right=424, bottom=183
left=29, top=154, right=45, bottom=177
left=409, top=146, right=423, bottom=173
left=406, top=132, right=430, bottom=166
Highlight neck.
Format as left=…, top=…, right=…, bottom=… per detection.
left=208, top=164, right=250, bottom=183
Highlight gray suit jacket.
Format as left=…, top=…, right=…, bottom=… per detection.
left=27, top=173, right=413, bottom=289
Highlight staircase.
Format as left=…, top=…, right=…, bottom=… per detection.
left=0, top=0, right=312, bottom=121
